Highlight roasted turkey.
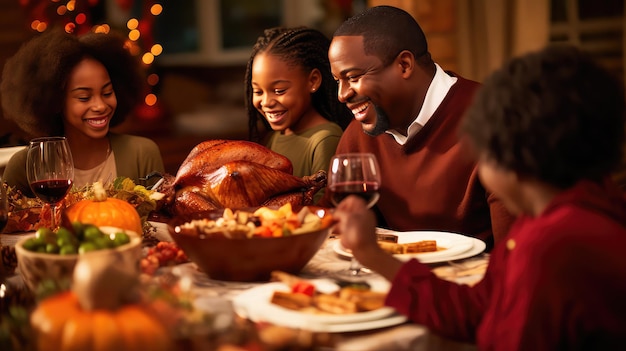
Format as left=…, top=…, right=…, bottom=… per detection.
left=161, top=140, right=327, bottom=216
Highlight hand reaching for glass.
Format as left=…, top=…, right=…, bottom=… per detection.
left=333, top=195, right=379, bottom=252
left=333, top=195, right=404, bottom=282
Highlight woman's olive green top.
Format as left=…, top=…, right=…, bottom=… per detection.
left=2, top=133, right=164, bottom=197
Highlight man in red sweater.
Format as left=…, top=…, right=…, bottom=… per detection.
left=326, top=5, right=513, bottom=249
left=334, top=44, right=626, bottom=350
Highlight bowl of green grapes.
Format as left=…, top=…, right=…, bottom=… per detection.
left=14, top=223, right=141, bottom=292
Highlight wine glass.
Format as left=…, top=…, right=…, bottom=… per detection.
left=328, top=153, right=381, bottom=278
left=26, top=137, right=74, bottom=230
left=0, top=178, right=7, bottom=233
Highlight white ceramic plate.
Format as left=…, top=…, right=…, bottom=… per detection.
left=232, top=280, right=407, bottom=333
left=334, top=231, right=486, bottom=264
left=421, top=238, right=486, bottom=262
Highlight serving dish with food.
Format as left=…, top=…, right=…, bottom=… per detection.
left=167, top=203, right=334, bottom=282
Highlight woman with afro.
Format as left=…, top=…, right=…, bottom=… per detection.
left=1, top=28, right=164, bottom=197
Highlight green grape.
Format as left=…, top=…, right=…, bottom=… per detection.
left=112, top=232, right=130, bottom=246
left=22, top=237, right=41, bottom=251
left=59, top=244, right=78, bottom=255
left=45, top=243, right=59, bottom=254
left=78, top=242, right=98, bottom=254
left=93, top=237, right=113, bottom=249
left=83, top=225, right=103, bottom=242
left=56, top=227, right=76, bottom=247
left=71, top=221, right=85, bottom=239
left=35, top=227, right=55, bottom=243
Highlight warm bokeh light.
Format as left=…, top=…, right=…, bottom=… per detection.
left=93, top=24, right=110, bottom=34
left=150, top=4, right=163, bottom=16
left=147, top=73, right=159, bottom=86
left=142, top=52, right=155, bottom=65
left=36, top=21, right=47, bottom=32
left=64, top=22, right=76, bottom=33
left=75, top=13, right=86, bottom=24
left=21, top=0, right=165, bottom=121
left=127, top=18, right=138, bottom=30
left=150, top=44, right=163, bottom=56
left=145, top=93, right=157, bottom=106
left=128, top=29, right=140, bottom=41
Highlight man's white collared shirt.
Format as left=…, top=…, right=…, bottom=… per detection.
left=386, top=64, right=458, bottom=145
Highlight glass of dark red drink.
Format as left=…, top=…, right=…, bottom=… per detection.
left=26, top=137, right=74, bottom=230
left=328, top=153, right=381, bottom=278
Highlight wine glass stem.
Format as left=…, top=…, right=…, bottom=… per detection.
left=50, top=203, right=57, bottom=230
left=349, top=258, right=363, bottom=276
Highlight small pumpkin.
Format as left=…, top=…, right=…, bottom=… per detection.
left=30, top=291, right=172, bottom=351
left=30, top=252, right=173, bottom=351
left=66, top=182, right=142, bottom=234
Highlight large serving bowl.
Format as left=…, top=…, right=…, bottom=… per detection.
left=14, top=226, right=142, bottom=292
left=168, top=206, right=334, bottom=282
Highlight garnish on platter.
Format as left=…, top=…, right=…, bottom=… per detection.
left=73, top=177, right=166, bottom=221
left=3, top=177, right=166, bottom=234
left=269, top=271, right=386, bottom=314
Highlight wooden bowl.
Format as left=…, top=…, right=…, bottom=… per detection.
left=168, top=207, right=333, bottom=282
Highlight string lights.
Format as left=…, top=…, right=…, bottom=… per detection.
left=20, top=0, right=165, bottom=120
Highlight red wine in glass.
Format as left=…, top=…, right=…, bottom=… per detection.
left=26, top=136, right=74, bottom=230
left=328, top=153, right=382, bottom=279
left=330, top=181, right=380, bottom=208
left=30, top=179, right=73, bottom=204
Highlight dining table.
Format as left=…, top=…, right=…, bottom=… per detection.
left=1, top=221, right=488, bottom=351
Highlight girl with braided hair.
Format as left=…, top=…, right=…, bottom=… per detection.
left=245, top=26, right=352, bottom=201
left=1, top=28, right=164, bottom=197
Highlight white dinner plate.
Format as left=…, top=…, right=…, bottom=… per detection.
left=413, top=238, right=486, bottom=263
left=232, top=280, right=407, bottom=333
left=334, top=230, right=486, bottom=264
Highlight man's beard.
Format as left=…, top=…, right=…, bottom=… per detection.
left=363, top=104, right=390, bottom=136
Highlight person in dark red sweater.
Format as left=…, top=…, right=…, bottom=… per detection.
left=334, top=45, right=626, bottom=350
left=325, top=5, right=514, bottom=249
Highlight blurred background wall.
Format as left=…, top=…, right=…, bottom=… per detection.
left=0, top=0, right=623, bottom=175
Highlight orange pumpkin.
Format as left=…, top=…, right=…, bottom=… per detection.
left=30, top=291, right=172, bottom=351
left=66, top=182, right=142, bottom=234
